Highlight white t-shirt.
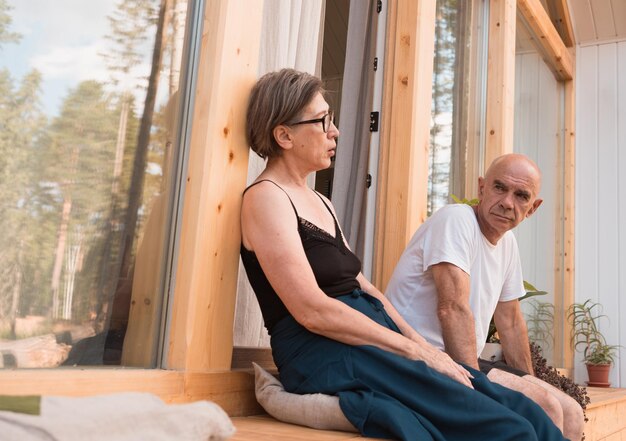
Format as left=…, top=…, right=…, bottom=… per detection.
left=385, top=204, right=525, bottom=356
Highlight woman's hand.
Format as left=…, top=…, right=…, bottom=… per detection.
left=412, top=341, right=474, bottom=389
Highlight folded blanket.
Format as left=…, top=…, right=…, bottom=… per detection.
left=0, top=392, right=235, bottom=441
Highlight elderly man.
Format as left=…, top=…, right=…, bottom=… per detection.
left=386, top=153, right=584, bottom=441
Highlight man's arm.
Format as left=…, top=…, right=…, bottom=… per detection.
left=493, top=299, right=534, bottom=374
left=431, top=262, right=479, bottom=369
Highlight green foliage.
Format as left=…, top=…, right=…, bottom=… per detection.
left=568, top=299, right=619, bottom=365
left=0, top=0, right=21, bottom=48
left=450, top=194, right=479, bottom=206
left=525, top=300, right=554, bottom=350
left=486, top=282, right=548, bottom=343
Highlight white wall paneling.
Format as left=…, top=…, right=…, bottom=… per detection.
left=513, top=52, right=559, bottom=363
left=575, top=41, right=626, bottom=387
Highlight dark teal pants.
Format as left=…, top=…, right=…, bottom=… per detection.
left=271, top=290, right=568, bottom=441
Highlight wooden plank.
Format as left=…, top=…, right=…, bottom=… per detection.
left=166, top=0, right=263, bottom=370
left=568, top=0, right=597, bottom=43
left=0, top=369, right=260, bottom=417
left=544, top=0, right=576, bottom=47
left=613, top=0, right=626, bottom=36
left=517, top=0, right=573, bottom=81
left=590, top=0, right=617, bottom=41
left=231, top=347, right=276, bottom=371
left=180, top=370, right=262, bottom=416
left=585, top=387, right=626, bottom=440
left=121, top=194, right=168, bottom=367
left=231, top=415, right=380, bottom=441
left=586, top=387, right=626, bottom=408
left=373, top=0, right=436, bottom=289
left=485, top=0, right=516, bottom=167
left=554, top=72, right=576, bottom=370
left=0, top=369, right=184, bottom=401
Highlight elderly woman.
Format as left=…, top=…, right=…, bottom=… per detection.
left=240, top=68, right=566, bottom=441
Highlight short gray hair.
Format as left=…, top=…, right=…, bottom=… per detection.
left=246, top=69, right=324, bottom=159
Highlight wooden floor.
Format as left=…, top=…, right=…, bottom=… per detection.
left=231, top=387, right=626, bottom=441
left=231, top=415, right=379, bottom=440
left=585, top=387, right=626, bottom=441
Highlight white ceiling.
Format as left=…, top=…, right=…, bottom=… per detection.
left=568, top=0, right=626, bottom=44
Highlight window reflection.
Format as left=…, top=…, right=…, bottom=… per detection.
left=428, top=0, right=477, bottom=216
left=0, top=0, right=189, bottom=368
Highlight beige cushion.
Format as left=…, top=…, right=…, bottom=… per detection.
left=0, top=392, right=235, bottom=441
left=253, top=362, right=357, bottom=432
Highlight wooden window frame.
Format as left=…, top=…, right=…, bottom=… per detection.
left=0, top=0, right=264, bottom=417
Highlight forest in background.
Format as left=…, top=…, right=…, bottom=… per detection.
left=0, top=0, right=187, bottom=365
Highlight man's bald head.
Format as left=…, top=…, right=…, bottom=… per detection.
left=484, top=153, right=542, bottom=196
left=475, top=153, right=543, bottom=244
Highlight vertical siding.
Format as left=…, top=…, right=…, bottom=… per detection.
left=576, top=41, right=626, bottom=387
left=618, top=41, right=626, bottom=390
left=513, top=52, right=559, bottom=363
left=612, top=41, right=626, bottom=387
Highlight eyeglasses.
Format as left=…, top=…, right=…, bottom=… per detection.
left=289, top=111, right=335, bottom=133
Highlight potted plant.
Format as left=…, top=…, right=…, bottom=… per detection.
left=568, top=299, right=619, bottom=387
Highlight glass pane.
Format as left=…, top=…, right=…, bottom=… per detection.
left=428, top=0, right=477, bottom=215
left=0, top=0, right=190, bottom=368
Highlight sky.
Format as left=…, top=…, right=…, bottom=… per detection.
left=0, top=0, right=153, bottom=117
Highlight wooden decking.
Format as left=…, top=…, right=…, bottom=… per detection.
left=231, top=415, right=378, bottom=440
left=231, top=387, right=626, bottom=441
left=585, top=387, right=626, bottom=441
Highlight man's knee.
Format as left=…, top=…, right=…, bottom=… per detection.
left=522, top=374, right=585, bottom=441
left=487, top=369, right=563, bottom=428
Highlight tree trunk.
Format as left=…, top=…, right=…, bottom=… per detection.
left=9, top=242, right=23, bottom=339
left=169, top=0, right=186, bottom=96
left=118, top=0, right=172, bottom=282
left=51, top=199, right=72, bottom=320
left=50, top=147, right=79, bottom=319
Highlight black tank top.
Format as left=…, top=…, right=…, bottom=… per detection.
left=240, top=180, right=362, bottom=334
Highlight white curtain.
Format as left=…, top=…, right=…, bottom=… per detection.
left=331, top=0, right=376, bottom=259
left=234, top=0, right=325, bottom=348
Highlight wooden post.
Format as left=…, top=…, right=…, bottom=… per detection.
left=484, top=0, right=516, bottom=168
left=554, top=72, right=576, bottom=370
left=373, top=0, right=437, bottom=290
left=165, top=0, right=263, bottom=371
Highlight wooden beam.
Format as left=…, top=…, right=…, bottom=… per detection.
left=517, top=0, right=573, bottom=81
left=0, top=369, right=262, bottom=417
left=544, top=0, right=575, bottom=47
left=485, top=0, right=517, bottom=167
left=373, top=0, right=437, bottom=289
left=561, top=75, right=575, bottom=371
left=165, top=0, right=263, bottom=371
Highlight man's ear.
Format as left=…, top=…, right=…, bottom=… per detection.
left=273, top=125, right=293, bottom=151
left=477, top=176, right=485, bottom=197
left=526, top=198, right=543, bottom=217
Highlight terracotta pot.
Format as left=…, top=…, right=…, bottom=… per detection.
left=586, top=363, right=611, bottom=387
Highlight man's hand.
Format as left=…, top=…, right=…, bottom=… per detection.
left=431, top=262, right=479, bottom=369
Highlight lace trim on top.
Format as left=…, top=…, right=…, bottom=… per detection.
left=298, top=216, right=347, bottom=253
